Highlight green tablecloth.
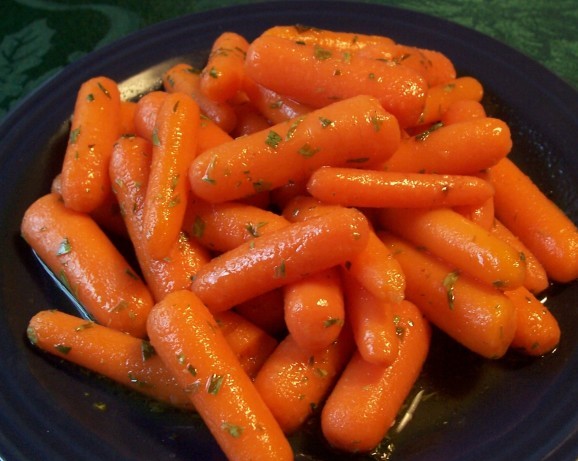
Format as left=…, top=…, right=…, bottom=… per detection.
left=1, top=0, right=576, bottom=119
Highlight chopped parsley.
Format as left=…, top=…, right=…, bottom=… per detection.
left=265, top=130, right=283, bottom=149
left=442, top=270, right=460, bottom=310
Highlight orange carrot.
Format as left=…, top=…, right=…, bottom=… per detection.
left=21, top=193, right=153, bottom=337
left=163, top=62, right=237, bottom=132
left=230, top=99, right=272, bottom=137
left=269, top=178, right=309, bottom=211
left=504, top=286, right=560, bottom=356
left=214, top=310, right=278, bottom=378
left=489, top=157, right=578, bottom=283
left=307, top=167, right=495, bottom=208
left=200, top=32, right=250, bottom=103
left=60, top=76, right=121, bottom=212
left=379, top=232, right=517, bottom=358
left=441, top=99, right=487, bottom=125
left=379, top=207, right=526, bottom=290
left=191, top=206, right=370, bottom=312
left=245, top=34, right=427, bottom=127
left=382, top=117, right=512, bottom=175
left=417, top=76, right=484, bottom=125
left=454, top=196, right=495, bottom=230
left=109, top=135, right=210, bottom=302
left=234, top=289, right=287, bottom=338
left=197, top=114, right=234, bottom=153
left=254, top=326, right=355, bottom=434
left=284, top=195, right=405, bottom=303
left=189, top=95, right=401, bottom=203
left=393, top=45, right=457, bottom=87
left=184, top=197, right=289, bottom=253
left=27, top=309, right=193, bottom=409
left=134, top=90, right=166, bottom=140
left=119, top=100, right=138, bottom=135
left=147, top=290, right=294, bottom=461
left=321, top=300, right=430, bottom=452
left=342, top=270, right=399, bottom=365
left=142, top=92, right=200, bottom=260
left=489, top=218, right=549, bottom=294
left=283, top=267, right=345, bottom=352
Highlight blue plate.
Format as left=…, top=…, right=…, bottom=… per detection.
left=0, top=2, right=576, bottom=460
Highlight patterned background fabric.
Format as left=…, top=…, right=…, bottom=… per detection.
left=1, top=0, right=577, bottom=119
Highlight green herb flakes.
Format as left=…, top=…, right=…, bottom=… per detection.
left=221, top=422, right=244, bottom=438
left=442, top=270, right=460, bottom=310
left=265, top=130, right=282, bottom=149
left=207, top=373, right=224, bottom=395
left=56, top=237, right=72, bottom=256
left=55, top=344, right=71, bottom=354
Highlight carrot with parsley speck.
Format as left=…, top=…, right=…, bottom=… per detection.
left=133, top=91, right=166, bottom=140
left=245, top=34, right=426, bottom=127
left=189, top=94, right=400, bottom=203
left=147, top=290, right=294, bottom=461
left=142, top=91, right=200, bottom=260
left=191, top=206, right=370, bottom=313
left=27, top=309, right=194, bottom=409
left=21, top=193, right=153, bottom=337
left=306, top=167, right=495, bottom=209
left=254, top=324, right=354, bottom=434
left=440, top=98, right=487, bottom=125
left=60, top=76, right=121, bottom=213
left=389, top=44, right=456, bottom=87
left=321, top=300, right=430, bottom=453
left=379, top=231, right=517, bottom=359
left=200, top=32, right=250, bottom=103
left=163, top=62, right=237, bottom=132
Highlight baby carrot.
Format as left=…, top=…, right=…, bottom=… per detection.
left=382, top=117, right=512, bottom=175
left=417, top=76, right=484, bottom=125
left=142, top=92, right=200, bottom=260
left=147, top=290, right=294, bottom=461
left=197, top=114, right=234, bottom=153
left=489, top=157, right=578, bottom=283
left=119, top=100, right=138, bottom=135
left=230, top=99, right=272, bottom=137
left=214, top=310, right=278, bottom=378
left=379, top=207, right=526, bottom=290
left=21, top=193, right=153, bottom=338
left=60, top=76, right=121, bottom=213
left=27, top=310, right=193, bottom=409
left=191, top=206, right=370, bottom=312
left=441, top=99, right=487, bottom=125
left=163, top=62, right=237, bottom=132
left=283, top=267, right=345, bottom=352
left=109, top=136, right=210, bottom=302
left=306, top=167, right=495, bottom=209
left=504, top=286, right=560, bottom=356
left=283, top=195, right=405, bottom=303
left=245, top=34, right=427, bottom=127
left=184, top=197, right=289, bottom=253
left=379, top=232, right=517, bottom=359
left=253, top=326, right=355, bottom=435
left=393, top=45, right=457, bottom=87
left=234, top=289, right=287, bottom=338
left=134, top=90, right=166, bottom=140
left=489, top=218, right=549, bottom=294
left=200, top=32, right=250, bottom=103
left=321, top=300, right=430, bottom=453
left=342, top=271, right=399, bottom=365
left=189, top=95, right=401, bottom=203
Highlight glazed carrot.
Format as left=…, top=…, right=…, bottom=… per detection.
left=417, top=76, right=484, bottom=126
left=379, top=232, right=517, bottom=358
left=214, top=310, right=278, bottom=378
left=163, top=62, right=237, bottom=132
left=284, top=195, right=405, bottom=303
left=504, top=286, right=560, bottom=356
left=142, top=92, right=200, bottom=260
left=200, top=32, right=250, bottom=103
left=147, top=290, right=294, bottom=461
left=191, top=206, right=370, bottom=312
left=242, top=78, right=312, bottom=124
left=382, top=117, right=512, bottom=175
left=184, top=197, right=289, bottom=253
left=307, top=167, right=495, bottom=209
left=489, top=218, right=549, bottom=294
left=245, top=34, right=427, bottom=127
left=234, top=289, right=287, bottom=338
left=134, top=90, right=166, bottom=140
left=379, top=207, right=526, bottom=290
left=321, top=300, right=430, bottom=452
left=109, top=136, right=210, bottom=302
left=342, top=271, right=399, bottom=365
left=283, top=267, right=345, bottom=352
left=60, top=76, right=121, bottom=212
left=441, top=99, right=486, bottom=125
left=197, top=114, right=234, bottom=153
left=189, top=95, right=401, bottom=203
left=269, top=179, right=309, bottom=210
left=254, top=326, right=355, bottom=434
left=393, top=45, right=457, bottom=87
left=454, top=196, right=495, bottom=230
left=21, top=193, right=153, bottom=337
left=489, top=157, right=578, bottom=283
left=119, top=100, right=138, bottom=135
left=27, top=310, right=193, bottom=409
left=231, top=99, right=271, bottom=137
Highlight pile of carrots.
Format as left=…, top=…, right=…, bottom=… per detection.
left=22, top=25, right=578, bottom=460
